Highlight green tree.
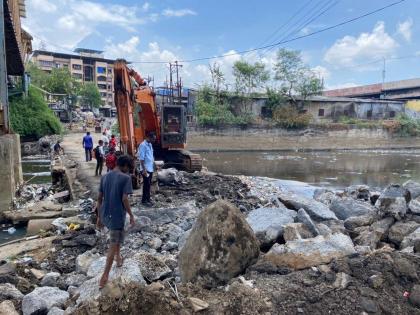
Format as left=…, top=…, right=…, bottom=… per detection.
left=274, top=48, right=323, bottom=107
left=233, top=60, right=269, bottom=95
left=9, top=87, right=62, bottom=139
left=79, top=82, right=103, bottom=109
left=26, top=62, right=49, bottom=90
left=46, top=68, right=75, bottom=94
left=209, top=62, right=225, bottom=96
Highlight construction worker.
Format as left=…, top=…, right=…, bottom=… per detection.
left=138, top=132, right=156, bottom=206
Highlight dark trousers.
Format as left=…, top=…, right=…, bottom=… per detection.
left=95, top=157, right=103, bottom=176
left=142, top=172, right=153, bottom=203
left=85, top=148, right=92, bottom=162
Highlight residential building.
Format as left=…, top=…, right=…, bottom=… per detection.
left=31, top=48, right=115, bottom=108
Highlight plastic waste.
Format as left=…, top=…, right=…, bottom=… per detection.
left=7, top=227, right=16, bottom=234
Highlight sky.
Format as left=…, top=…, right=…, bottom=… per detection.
left=23, top=0, right=420, bottom=90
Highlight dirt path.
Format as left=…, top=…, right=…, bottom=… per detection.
left=61, top=132, right=102, bottom=199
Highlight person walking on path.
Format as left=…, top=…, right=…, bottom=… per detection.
left=105, top=147, right=117, bottom=172
left=82, top=132, right=93, bottom=162
left=109, top=135, right=117, bottom=150
left=94, top=140, right=105, bottom=176
left=101, top=132, right=109, bottom=145
left=138, top=132, right=156, bottom=206
left=96, top=155, right=135, bottom=289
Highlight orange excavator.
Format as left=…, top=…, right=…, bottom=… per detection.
left=113, top=59, right=202, bottom=174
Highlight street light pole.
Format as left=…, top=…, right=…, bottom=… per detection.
left=0, top=2, right=9, bottom=133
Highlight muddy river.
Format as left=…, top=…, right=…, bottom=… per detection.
left=201, top=149, right=420, bottom=190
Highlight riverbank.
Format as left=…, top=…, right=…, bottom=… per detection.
left=1, top=132, right=420, bottom=314
left=188, top=127, right=420, bottom=152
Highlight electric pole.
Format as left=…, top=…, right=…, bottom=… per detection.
left=382, top=57, right=386, bottom=99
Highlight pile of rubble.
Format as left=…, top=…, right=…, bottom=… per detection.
left=1, top=173, right=420, bottom=314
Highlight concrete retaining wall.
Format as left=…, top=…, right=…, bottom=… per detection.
left=187, top=127, right=420, bottom=152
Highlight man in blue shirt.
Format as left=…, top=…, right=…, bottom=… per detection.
left=138, top=132, right=156, bottom=206
left=96, top=155, right=135, bottom=288
left=82, top=132, right=93, bottom=162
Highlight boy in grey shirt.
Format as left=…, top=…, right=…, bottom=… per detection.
left=96, top=155, right=135, bottom=288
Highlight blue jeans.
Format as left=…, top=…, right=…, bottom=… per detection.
left=85, top=148, right=92, bottom=161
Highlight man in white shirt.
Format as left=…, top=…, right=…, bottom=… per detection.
left=95, top=140, right=105, bottom=176
left=137, top=132, right=156, bottom=206
left=101, top=132, right=109, bottom=145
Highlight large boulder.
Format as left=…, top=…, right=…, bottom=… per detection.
left=375, top=184, right=410, bottom=220
left=388, top=221, right=420, bottom=246
left=264, top=233, right=356, bottom=270
left=22, top=287, right=69, bottom=315
left=403, top=180, right=420, bottom=200
left=179, top=200, right=259, bottom=288
left=330, top=197, right=376, bottom=220
left=277, top=192, right=337, bottom=221
left=246, top=206, right=296, bottom=246
left=401, top=227, right=420, bottom=249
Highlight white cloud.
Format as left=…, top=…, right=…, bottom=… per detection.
left=162, top=8, right=196, bottom=17
left=324, top=21, right=398, bottom=68
left=311, top=65, right=330, bottom=80
left=142, top=2, right=150, bottom=12
left=397, top=18, right=413, bottom=42
left=29, top=0, right=57, bottom=13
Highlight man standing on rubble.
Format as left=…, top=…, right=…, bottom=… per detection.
left=96, top=155, right=135, bottom=289
left=138, top=132, right=156, bottom=206
left=82, top=131, right=93, bottom=162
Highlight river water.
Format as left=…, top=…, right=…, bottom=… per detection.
left=201, top=149, right=420, bottom=190
left=0, top=157, right=51, bottom=245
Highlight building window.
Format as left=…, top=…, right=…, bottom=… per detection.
left=84, top=66, right=94, bottom=82
left=39, top=60, right=54, bottom=67
left=343, top=110, right=349, bottom=116
left=107, top=68, right=113, bottom=74
left=97, top=75, right=107, bottom=82
left=98, top=84, right=107, bottom=90
left=72, top=64, right=82, bottom=70
left=100, top=92, right=107, bottom=97
left=389, top=111, right=396, bottom=118
left=108, top=93, right=113, bottom=98
left=72, top=73, right=83, bottom=80
left=97, top=66, right=106, bottom=74
left=318, top=109, right=325, bottom=117
left=107, top=84, right=112, bottom=90
left=367, top=110, right=373, bottom=119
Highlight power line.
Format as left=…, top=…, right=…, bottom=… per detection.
left=261, top=0, right=338, bottom=56
left=129, top=0, right=405, bottom=64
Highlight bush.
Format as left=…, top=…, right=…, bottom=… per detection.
left=394, top=113, right=420, bottom=136
left=10, top=87, right=62, bottom=140
left=273, top=106, right=312, bottom=129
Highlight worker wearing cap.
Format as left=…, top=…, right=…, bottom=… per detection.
left=138, top=132, right=156, bottom=206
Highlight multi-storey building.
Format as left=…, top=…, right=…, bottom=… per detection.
left=31, top=48, right=115, bottom=108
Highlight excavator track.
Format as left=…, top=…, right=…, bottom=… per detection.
left=163, top=149, right=203, bottom=172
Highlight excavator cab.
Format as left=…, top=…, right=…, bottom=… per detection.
left=161, top=105, right=187, bottom=148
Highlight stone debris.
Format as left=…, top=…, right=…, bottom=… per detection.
left=179, top=200, right=260, bottom=287
left=375, top=184, right=410, bottom=220
left=21, top=286, right=69, bottom=315
left=0, top=300, right=19, bottom=315
left=0, top=283, right=24, bottom=301
left=188, top=297, right=209, bottom=312
left=246, top=206, right=296, bottom=246
left=264, top=233, right=356, bottom=270
left=277, top=192, right=338, bottom=221
left=329, top=197, right=376, bottom=220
